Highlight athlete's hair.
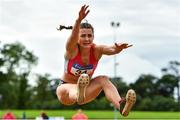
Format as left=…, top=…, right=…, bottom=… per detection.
left=57, top=20, right=94, bottom=33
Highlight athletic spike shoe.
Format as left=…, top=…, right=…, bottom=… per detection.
left=77, top=73, right=90, bottom=104
left=120, top=89, right=136, bottom=117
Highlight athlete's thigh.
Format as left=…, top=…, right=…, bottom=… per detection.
left=84, top=76, right=103, bottom=103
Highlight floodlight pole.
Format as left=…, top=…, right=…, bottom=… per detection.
left=111, top=21, right=120, bottom=120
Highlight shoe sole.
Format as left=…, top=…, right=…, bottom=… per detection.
left=77, top=74, right=90, bottom=103
left=122, top=89, right=136, bottom=116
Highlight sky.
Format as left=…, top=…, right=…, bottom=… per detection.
left=0, top=0, right=179, bottom=85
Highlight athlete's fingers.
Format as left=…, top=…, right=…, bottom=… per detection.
left=127, top=44, right=133, bottom=48
left=115, top=43, right=133, bottom=49
left=84, top=5, right=89, bottom=12
left=80, top=5, right=85, bottom=12
left=84, top=5, right=90, bottom=17
left=115, top=42, right=119, bottom=47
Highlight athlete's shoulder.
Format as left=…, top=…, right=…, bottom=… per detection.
left=93, top=43, right=106, bottom=52
left=91, top=43, right=104, bottom=60
left=92, top=43, right=102, bottom=49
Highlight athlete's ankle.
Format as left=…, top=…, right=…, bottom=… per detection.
left=119, top=97, right=126, bottom=114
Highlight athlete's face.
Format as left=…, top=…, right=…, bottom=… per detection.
left=78, top=28, right=94, bottom=48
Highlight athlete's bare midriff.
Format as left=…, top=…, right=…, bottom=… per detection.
left=61, top=72, right=92, bottom=84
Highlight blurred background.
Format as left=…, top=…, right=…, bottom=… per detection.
left=0, top=0, right=179, bottom=119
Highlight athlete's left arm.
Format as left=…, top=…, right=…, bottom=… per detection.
left=99, top=43, right=133, bottom=55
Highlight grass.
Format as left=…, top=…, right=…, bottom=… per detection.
left=0, top=110, right=179, bottom=119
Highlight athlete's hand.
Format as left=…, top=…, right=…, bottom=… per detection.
left=78, top=5, right=90, bottom=21
left=115, top=43, right=133, bottom=50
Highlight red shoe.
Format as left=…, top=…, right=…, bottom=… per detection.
left=119, top=89, right=136, bottom=117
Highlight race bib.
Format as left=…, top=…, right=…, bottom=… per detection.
left=70, top=63, right=93, bottom=76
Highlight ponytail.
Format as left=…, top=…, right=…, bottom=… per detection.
left=57, top=20, right=93, bottom=33
left=56, top=25, right=73, bottom=31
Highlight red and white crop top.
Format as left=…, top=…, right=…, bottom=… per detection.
left=64, top=45, right=99, bottom=77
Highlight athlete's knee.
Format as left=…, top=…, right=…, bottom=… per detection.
left=56, top=87, right=75, bottom=105
left=56, top=86, right=65, bottom=97
left=96, top=75, right=111, bottom=86
left=100, top=75, right=109, bottom=80
left=98, top=75, right=109, bottom=82
left=56, top=87, right=67, bottom=100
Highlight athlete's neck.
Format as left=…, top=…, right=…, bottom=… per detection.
left=79, top=46, right=91, bottom=56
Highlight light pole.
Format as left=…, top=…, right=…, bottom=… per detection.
left=111, top=21, right=120, bottom=120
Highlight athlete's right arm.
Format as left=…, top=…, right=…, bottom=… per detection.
left=65, top=5, right=90, bottom=59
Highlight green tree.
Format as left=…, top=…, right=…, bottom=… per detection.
left=130, top=74, right=157, bottom=97
left=156, top=74, right=177, bottom=98
left=1, top=42, right=37, bottom=73
left=129, top=74, right=157, bottom=109
left=17, top=73, right=33, bottom=109
left=151, top=95, right=177, bottom=111
left=161, top=61, right=180, bottom=103
left=31, top=74, right=55, bottom=109
left=0, top=41, right=38, bottom=108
